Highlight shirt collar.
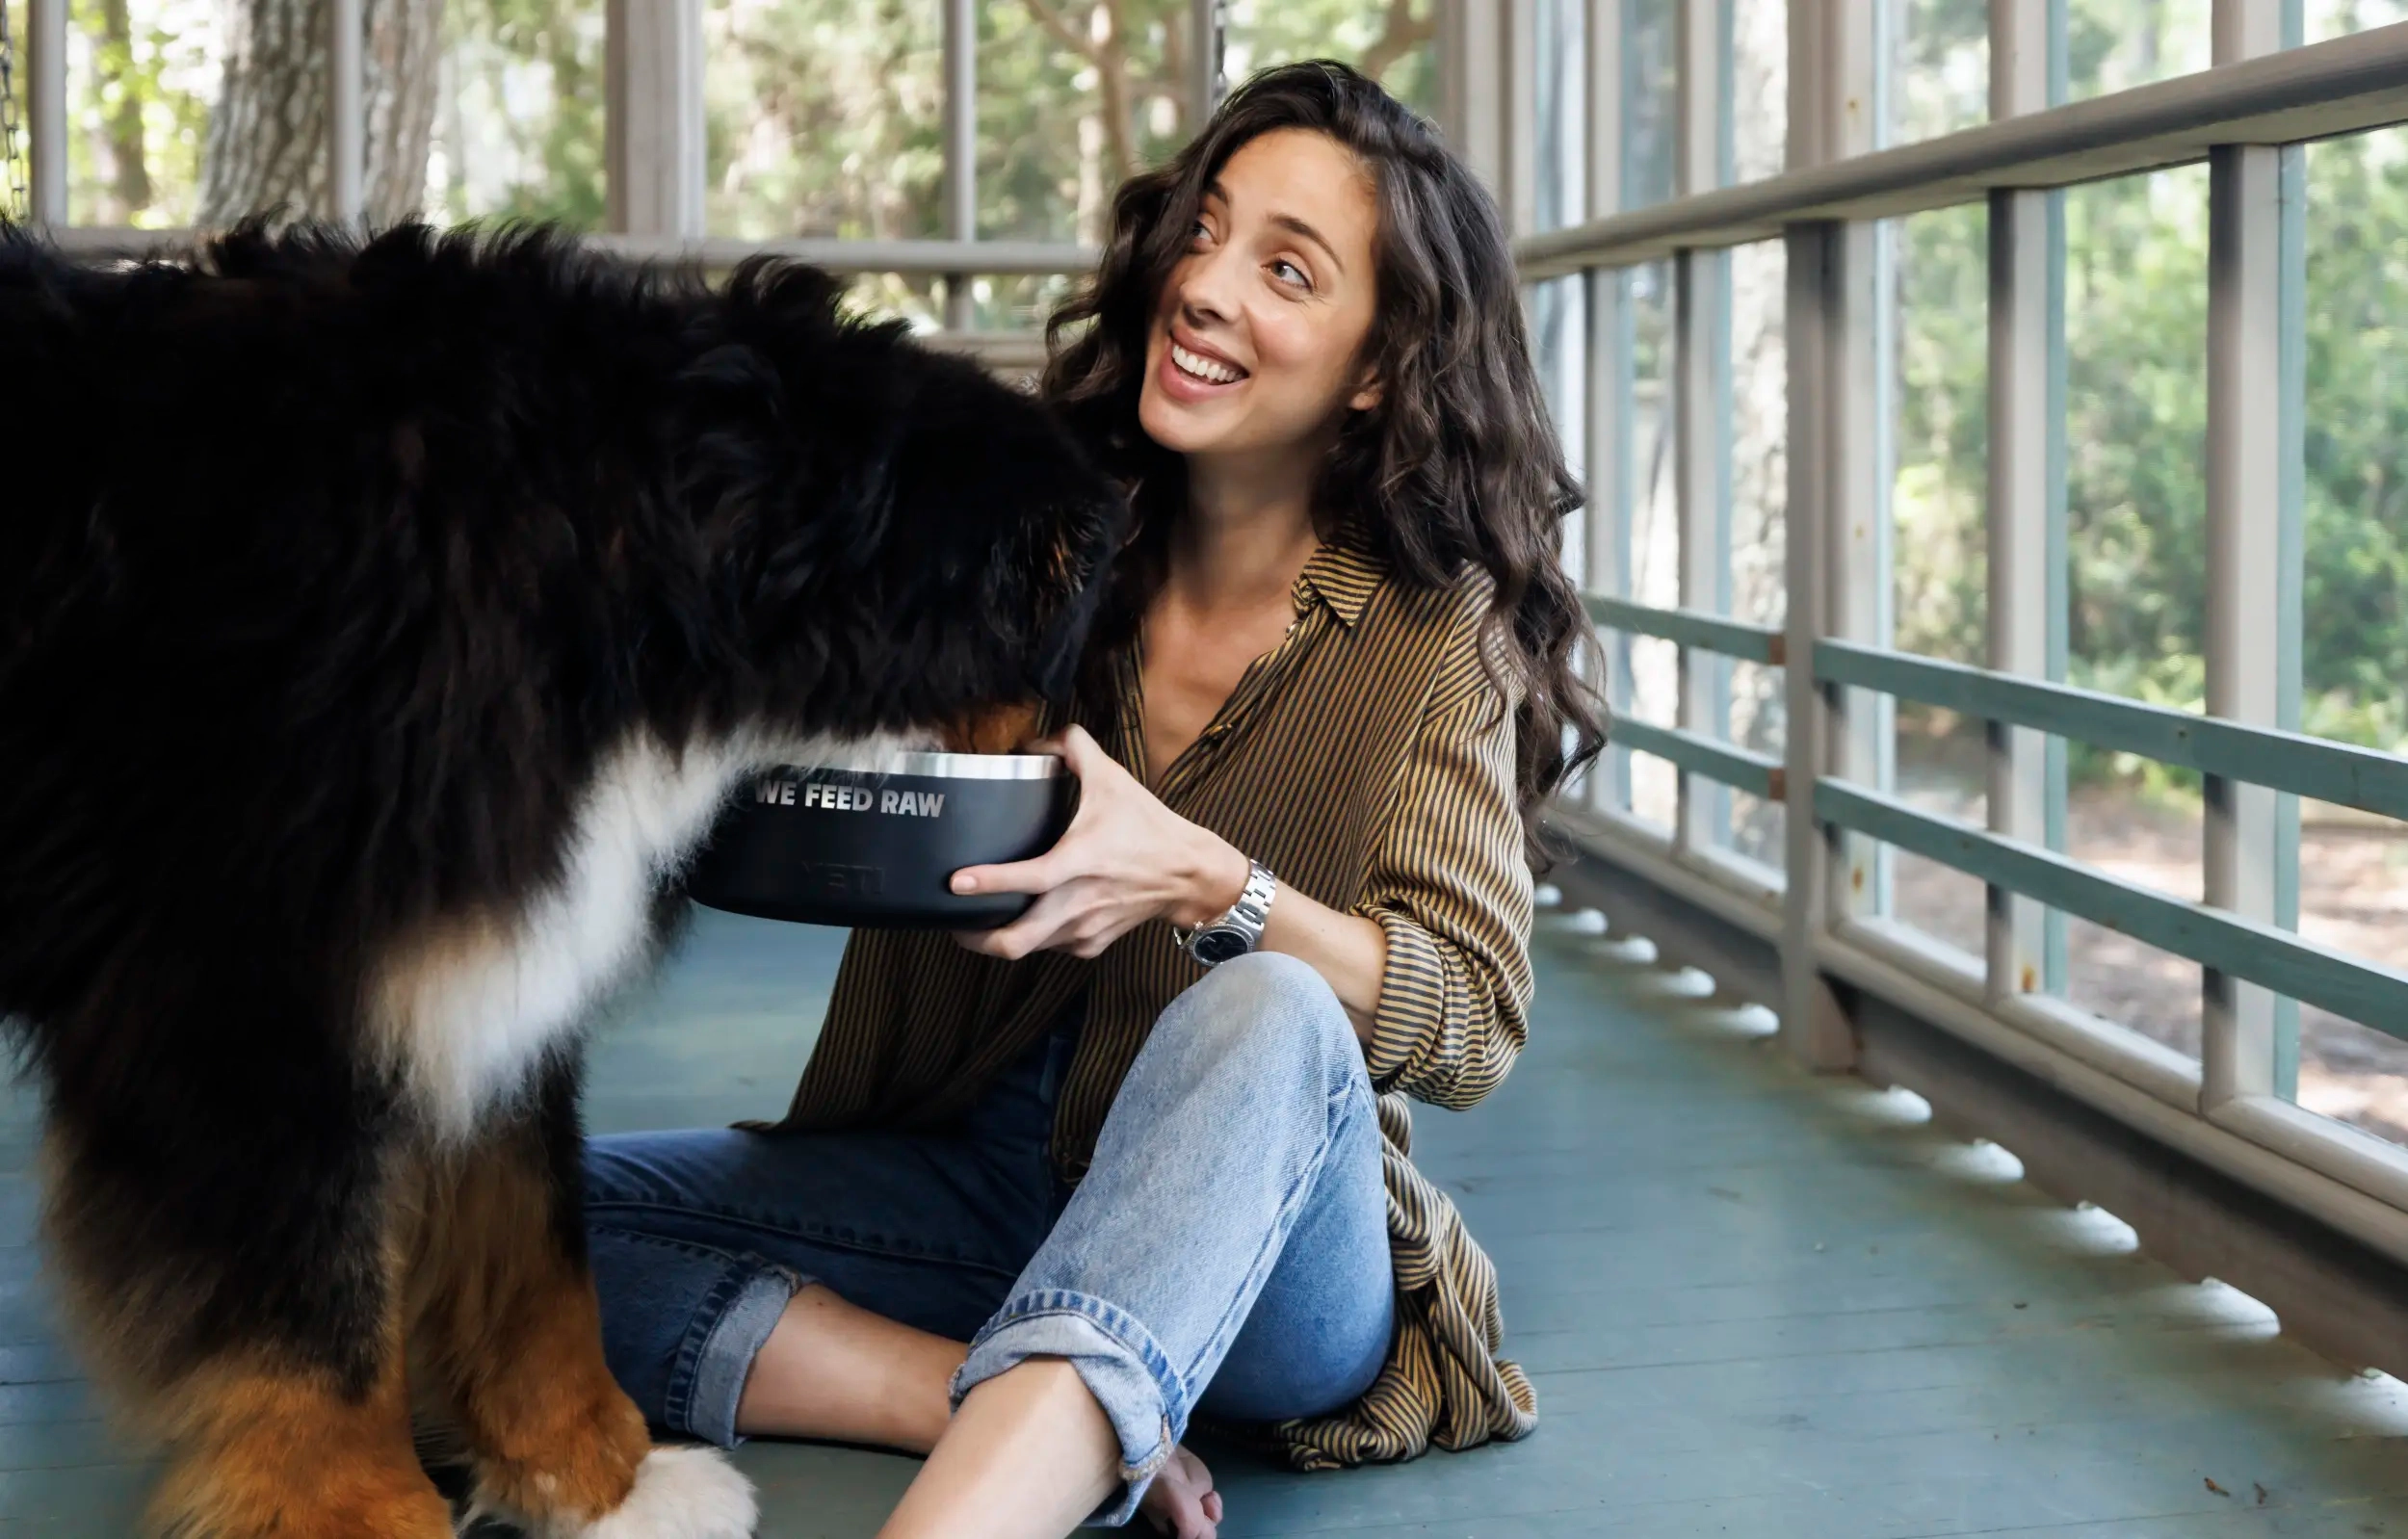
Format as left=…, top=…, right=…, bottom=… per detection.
left=1292, top=533, right=1383, bottom=630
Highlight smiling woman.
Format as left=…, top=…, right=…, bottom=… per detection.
left=1049, top=66, right=1598, bottom=832
left=1141, top=128, right=1384, bottom=455
left=580, top=62, right=1600, bottom=1539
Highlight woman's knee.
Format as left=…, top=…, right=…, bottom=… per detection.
left=1146, top=952, right=1363, bottom=1097
left=1191, top=952, right=1346, bottom=1032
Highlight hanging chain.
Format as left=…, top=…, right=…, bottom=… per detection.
left=0, top=0, right=27, bottom=222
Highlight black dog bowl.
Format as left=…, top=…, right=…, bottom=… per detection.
left=683, top=751, right=1075, bottom=929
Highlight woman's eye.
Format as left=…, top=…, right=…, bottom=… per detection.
left=1271, top=259, right=1311, bottom=290
left=1189, top=219, right=1212, bottom=244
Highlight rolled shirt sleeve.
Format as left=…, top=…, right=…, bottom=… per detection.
left=1353, top=636, right=1534, bottom=1109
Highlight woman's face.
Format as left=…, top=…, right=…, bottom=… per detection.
left=1138, top=127, right=1382, bottom=468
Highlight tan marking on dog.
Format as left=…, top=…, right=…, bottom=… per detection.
left=403, top=1132, right=649, bottom=1527
left=941, top=701, right=1044, bottom=755
left=143, top=1344, right=446, bottom=1538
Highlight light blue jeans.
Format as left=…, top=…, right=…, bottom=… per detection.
left=582, top=952, right=1396, bottom=1525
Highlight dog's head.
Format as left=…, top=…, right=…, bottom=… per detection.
left=679, top=260, right=1127, bottom=750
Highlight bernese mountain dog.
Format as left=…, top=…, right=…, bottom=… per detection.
left=0, top=222, right=1124, bottom=1538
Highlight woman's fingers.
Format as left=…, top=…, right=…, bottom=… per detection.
left=953, top=735, right=1124, bottom=899
left=952, top=803, right=1106, bottom=896
left=953, top=881, right=1090, bottom=959
left=949, top=851, right=1055, bottom=897
left=941, top=725, right=1214, bottom=959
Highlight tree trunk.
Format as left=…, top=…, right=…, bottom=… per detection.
left=97, top=0, right=153, bottom=220
left=1088, top=0, right=1135, bottom=184
left=197, top=0, right=444, bottom=229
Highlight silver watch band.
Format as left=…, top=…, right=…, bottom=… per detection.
left=1177, top=860, right=1276, bottom=967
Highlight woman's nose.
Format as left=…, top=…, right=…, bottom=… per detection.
left=1172, top=246, right=1243, bottom=326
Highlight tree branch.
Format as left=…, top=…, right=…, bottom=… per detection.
left=1018, top=0, right=1099, bottom=65
left=1359, top=0, right=1434, bottom=85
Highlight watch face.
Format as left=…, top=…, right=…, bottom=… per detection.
left=1191, top=928, right=1250, bottom=966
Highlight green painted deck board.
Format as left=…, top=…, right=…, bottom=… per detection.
left=2, top=911, right=2405, bottom=1536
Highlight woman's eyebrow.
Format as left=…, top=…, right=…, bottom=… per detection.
left=1268, top=213, right=1345, bottom=275
left=1201, top=180, right=1347, bottom=275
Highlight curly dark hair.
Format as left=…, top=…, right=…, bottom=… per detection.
left=1040, top=60, right=1605, bottom=856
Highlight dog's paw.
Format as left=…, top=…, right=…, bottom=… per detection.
left=567, top=1446, right=758, bottom=1539
left=472, top=1444, right=757, bottom=1539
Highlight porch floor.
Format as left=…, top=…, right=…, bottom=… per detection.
left=6, top=908, right=2408, bottom=1536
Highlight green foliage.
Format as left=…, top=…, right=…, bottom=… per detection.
left=2299, top=129, right=2408, bottom=752
left=1888, top=0, right=1985, bottom=141
left=1891, top=199, right=1988, bottom=664
left=688, top=0, right=1426, bottom=261
left=429, top=0, right=607, bottom=228
left=703, top=0, right=941, bottom=243
left=22, top=0, right=2405, bottom=771
left=1887, top=0, right=2408, bottom=787
left=2062, top=163, right=2211, bottom=747
left=34, top=0, right=213, bottom=223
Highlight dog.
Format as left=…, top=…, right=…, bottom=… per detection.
left=0, top=221, right=1125, bottom=1538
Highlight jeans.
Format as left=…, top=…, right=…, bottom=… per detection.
left=583, top=952, right=1397, bottom=1526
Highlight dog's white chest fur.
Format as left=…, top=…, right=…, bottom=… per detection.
left=369, top=729, right=877, bottom=1139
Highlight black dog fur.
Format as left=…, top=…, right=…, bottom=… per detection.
left=0, top=220, right=1123, bottom=1536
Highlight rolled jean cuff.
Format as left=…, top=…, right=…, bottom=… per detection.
left=667, top=1257, right=803, bottom=1448
left=952, top=1289, right=1187, bottom=1527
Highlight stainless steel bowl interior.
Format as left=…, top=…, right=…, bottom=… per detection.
left=786, top=749, right=1065, bottom=781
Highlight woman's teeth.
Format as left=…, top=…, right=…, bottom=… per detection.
left=1171, top=343, right=1243, bottom=385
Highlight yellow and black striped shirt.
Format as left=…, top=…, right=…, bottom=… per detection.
left=763, top=534, right=1538, bottom=1469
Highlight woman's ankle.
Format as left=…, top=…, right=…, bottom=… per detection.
left=735, top=1285, right=965, bottom=1452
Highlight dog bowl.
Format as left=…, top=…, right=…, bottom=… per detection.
left=683, top=751, right=1076, bottom=929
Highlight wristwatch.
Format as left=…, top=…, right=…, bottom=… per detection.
left=1176, top=860, right=1277, bottom=968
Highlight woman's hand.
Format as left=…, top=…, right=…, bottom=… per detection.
left=949, top=726, right=1249, bottom=961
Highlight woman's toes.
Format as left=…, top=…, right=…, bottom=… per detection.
left=1139, top=1445, right=1220, bottom=1539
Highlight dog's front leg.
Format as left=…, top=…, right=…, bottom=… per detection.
left=406, top=1050, right=758, bottom=1539
left=137, top=1332, right=445, bottom=1539
left=39, top=1112, right=450, bottom=1539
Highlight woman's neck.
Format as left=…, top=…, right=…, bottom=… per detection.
left=1168, top=454, right=1323, bottom=613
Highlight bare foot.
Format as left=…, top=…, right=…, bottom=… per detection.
left=1139, top=1445, right=1223, bottom=1538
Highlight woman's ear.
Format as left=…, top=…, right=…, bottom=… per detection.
left=1348, top=374, right=1383, bottom=413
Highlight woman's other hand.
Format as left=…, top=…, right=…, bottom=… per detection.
left=949, top=726, right=1247, bottom=961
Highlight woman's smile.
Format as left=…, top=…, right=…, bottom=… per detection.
left=1158, top=329, right=1251, bottom=402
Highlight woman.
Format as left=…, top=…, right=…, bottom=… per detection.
left=583, top=61, right=1601, bottom=1539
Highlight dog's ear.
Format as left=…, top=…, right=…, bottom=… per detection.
left=674, top=341, right=792, bottom=538
left=675, top=332, right=909, bottom=634
left=676, top=341, right=812, bottom=609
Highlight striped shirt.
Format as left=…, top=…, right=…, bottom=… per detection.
left=761, top=533, right=1539, bottom=1469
